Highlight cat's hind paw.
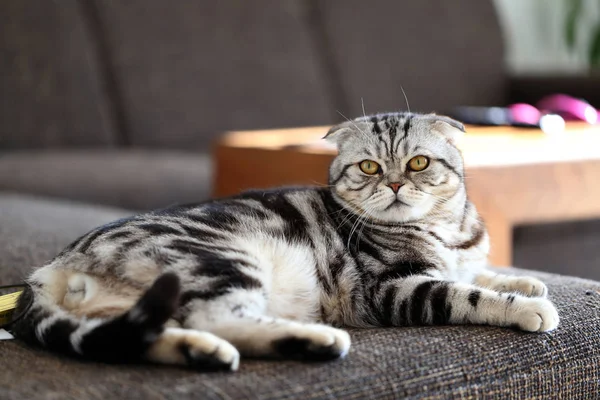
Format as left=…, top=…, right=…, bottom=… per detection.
left=511, top=297, right=559, bottom=333
left=181, top=331, right=240, bottom=371
left=147, top=328, right=240, bottom=371
left=273, top=325, right=351, bottom=361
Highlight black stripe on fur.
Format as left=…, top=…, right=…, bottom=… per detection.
left=330, top=163, right=354, bottom=185
left=430, top=283, right=452, bottom=325
left=410, top=280, right=439, bottom=325
left=242, top=191, right=311, bottom=244
left=138, top=223, right=183, bottom=236
left=77, top=217, right=135, bottom=253
left=179, top=273, right=262, bottom=305
left=370, top=117, right=382, bottom=134
left=432, top=157, right=462, bottom=180
left=378, top=284, right=398, bottom=326
left=468, top=290, right=481, bottom=308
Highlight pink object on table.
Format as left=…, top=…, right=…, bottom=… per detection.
left=536, top=94, right=598, bottom=124
left=508, top=103, right=541, bottom=125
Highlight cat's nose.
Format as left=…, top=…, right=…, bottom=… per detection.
left=387, top=182, right=403, bottom=193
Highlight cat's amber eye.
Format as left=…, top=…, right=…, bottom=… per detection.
left=408, top=155, right=429, bottom=172
left=359, top=160, right=380, bottom=175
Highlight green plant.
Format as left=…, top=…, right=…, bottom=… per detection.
left=565, top=0, right=600, bottom=67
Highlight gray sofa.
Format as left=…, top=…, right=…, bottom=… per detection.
left=2, top=1, right=600, bottom=398
left=1, top=194, right=600, bottom=399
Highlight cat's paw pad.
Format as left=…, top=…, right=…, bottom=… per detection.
left=511, top=297, right=559, bottom=333
left=180, top=331, right=240, bottom=371
left=507, top=277, right=548, bottom=297
left=273, top=325, right=351, bottom=361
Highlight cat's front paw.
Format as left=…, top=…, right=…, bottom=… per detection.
left=513, top=277, right=548, bottom=297
left=511, top=297, right=559, bottom=333
left=501, top=276, right=548, bottom=298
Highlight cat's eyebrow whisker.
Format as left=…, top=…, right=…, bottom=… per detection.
left=400, top=86, right=411, bottom=114
left=336, top=110, right=369, bottom=136
left=361, top=97, right=367, bottom=119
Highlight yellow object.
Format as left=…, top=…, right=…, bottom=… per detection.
left=0, top=291, right=22, bottom=326
left=359, top=160, right=380, bottom=175
left=408, top=155, right=429, bottom=171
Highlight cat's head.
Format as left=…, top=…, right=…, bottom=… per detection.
left=325, top=112, right=466, bottom=223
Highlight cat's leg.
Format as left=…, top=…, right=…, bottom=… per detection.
left=144, top=327, right=240, bottom=371
left=473, top=269, right=548, bottom=297
left=181, top=290, right=350, bottom=360
left=374, top=275, right=558, bottom=332
left=190, top=315, right=351, bottom=361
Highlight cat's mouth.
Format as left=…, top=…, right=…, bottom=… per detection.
left=384, top=198, right=410, bottom=211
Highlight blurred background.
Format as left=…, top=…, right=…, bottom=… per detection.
left=1, top=0, right=599, bottom=280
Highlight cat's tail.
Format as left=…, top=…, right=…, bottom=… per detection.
left=11, top=272, right=180, bottom=363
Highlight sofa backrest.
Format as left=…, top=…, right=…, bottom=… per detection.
left=319, top=0, right=506, bottom=117
left=0, top=0, right=121, bottom=149
left=0, top=0, right=506, bottom=150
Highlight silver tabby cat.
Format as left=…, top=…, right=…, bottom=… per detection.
left=13, top=112, right=559, bottom=371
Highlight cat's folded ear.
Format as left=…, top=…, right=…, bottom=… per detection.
left=426, top=115, right=466, bottom=145
left=323, top=120, right=369, bottom=146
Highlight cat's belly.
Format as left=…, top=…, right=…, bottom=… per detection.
left=234, top=234, right=321, bottom=322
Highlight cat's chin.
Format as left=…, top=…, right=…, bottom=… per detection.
left=370, top=204, right=426, bottom=224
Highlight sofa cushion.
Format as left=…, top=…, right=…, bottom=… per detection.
left=0, top=268, right=598, bottom=399
left=0, top=150, right=212, bottom=210
left=0, top=193, right=130, bottom=284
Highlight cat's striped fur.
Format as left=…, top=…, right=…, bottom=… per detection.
left=13, top=112, right=559, bottom=370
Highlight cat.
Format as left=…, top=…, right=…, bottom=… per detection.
left=12, top=112, right=559, bottom=371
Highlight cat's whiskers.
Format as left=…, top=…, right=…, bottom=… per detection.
left=353, top=204, right=375, bottom=252
left=347, top=204, right=373, bottom=251
left=310, top=181, right=335, bottom=188
left=428, top=203, right=482, bottom=227
left=334, top=209, right=356, bottom=231
left=346, top=210, right=364, bottom=250
left=333, top=198, right=368, bottom=232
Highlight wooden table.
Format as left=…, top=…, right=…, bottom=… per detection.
left=214, top=123, right=600, bottom=266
